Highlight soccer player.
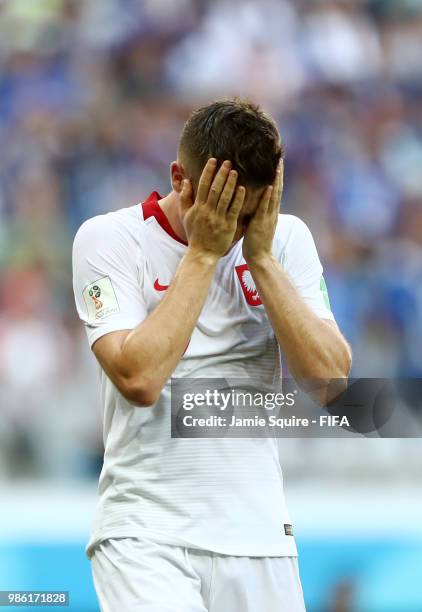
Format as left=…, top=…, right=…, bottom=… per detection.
left=72, top=99, right=351, bottom=611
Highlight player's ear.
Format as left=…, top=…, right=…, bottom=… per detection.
left=170, top=161, right=186, bottom=194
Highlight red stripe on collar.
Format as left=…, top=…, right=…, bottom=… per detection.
left=141, top=192, right=187, bottom=246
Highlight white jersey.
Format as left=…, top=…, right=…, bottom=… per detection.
left=72, top=191, right=334, bottom=559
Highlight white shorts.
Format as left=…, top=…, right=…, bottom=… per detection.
left=91, top=537, right=306, bottom=612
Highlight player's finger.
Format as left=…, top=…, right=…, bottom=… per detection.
left=207, top=160, right=232, bottom=208
left=216, top=169, right=238, bottom=215
left=180, top=179, right=193, bottom=216
left=269, top=159, right=284, bottom=214
left=196, top=158, right=218, bottom=203
left=256, top=185, right=273, bottom=217
left=227, top=185, right=246, bottom=220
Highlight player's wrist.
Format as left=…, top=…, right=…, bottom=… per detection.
left=244, top=251, right=276, bottom=269
left=185, top=247, right=221, bottom=267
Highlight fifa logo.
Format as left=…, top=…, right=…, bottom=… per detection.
left=89, top=285, right=103, bottom=310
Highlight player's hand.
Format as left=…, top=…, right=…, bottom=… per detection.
left=242, top=160, right=283, bottom=264
left=180, top=158, right=246, bottom=262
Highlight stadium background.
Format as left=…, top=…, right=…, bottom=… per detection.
left=0, top=0, right=422, bottom=610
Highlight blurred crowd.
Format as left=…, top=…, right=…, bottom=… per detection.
left=1, top=0, right=422, bottom=479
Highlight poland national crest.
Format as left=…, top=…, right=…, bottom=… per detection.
left=235, top=264, right=262, bottom=307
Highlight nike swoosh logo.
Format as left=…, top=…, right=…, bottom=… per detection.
left=154, top=279, right=170, bottom=291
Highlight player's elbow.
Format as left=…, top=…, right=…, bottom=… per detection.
left=318, top=327, right=352, bottom=380
left=119, top=377, right=161, bottom=407
left=337, top=338, right=353, bottom=379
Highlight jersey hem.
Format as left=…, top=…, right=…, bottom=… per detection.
left=86, top=528, right=298, bottom=560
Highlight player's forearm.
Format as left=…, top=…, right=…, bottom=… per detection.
left=249, top=255, right=352, bottom=383
left=119, top=249, right=218, bottom=405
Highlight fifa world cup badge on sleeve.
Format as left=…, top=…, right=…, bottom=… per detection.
left=83, top=276, right=120, bottom=323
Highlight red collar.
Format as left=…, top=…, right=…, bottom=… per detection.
left=141, top=192, right=187, bottom=246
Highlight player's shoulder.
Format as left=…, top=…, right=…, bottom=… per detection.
left=273, top=213, right=319, bottom=263
left=73, top=204, right=141, bottom=251
left=275, top=213, right=314, bottom=245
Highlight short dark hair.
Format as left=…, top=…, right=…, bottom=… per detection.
left=178, top=98, right=283, bottom=189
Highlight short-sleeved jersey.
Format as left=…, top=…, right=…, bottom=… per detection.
left=72, top=192, right=334, bottom=558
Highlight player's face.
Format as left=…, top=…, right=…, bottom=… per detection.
left=172, top=160, right=269, bottom=251
left=228, top=185, right=267, bottom=249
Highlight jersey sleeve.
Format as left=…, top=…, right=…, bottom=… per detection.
left=279, top=215, right=335, bottom=321
left=72, top=214, right=148, bottom=348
